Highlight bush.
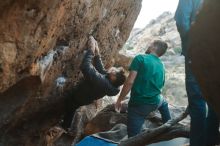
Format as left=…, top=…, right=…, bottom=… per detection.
left=173, top=47, right=182, bottom=54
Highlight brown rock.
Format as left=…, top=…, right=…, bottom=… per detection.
left=189, top=0, right=220, bottom=117
left=0, top=0, right=142, bottom=145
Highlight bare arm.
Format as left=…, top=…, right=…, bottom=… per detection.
left=115, top=71, right=137, bottom=111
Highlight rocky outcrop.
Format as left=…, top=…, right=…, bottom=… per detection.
left=0, top=0, right=142, bottom=145
left=121, top=11, right=181, bottom=57
left=85, top=103, right=189, bottom=146
left=189, top=0, right=220, bottom=118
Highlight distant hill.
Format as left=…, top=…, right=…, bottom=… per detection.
left=121, top=11, right=181, bottom=57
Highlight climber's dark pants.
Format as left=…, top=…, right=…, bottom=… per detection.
left=62, top=95, right=79, bottom=129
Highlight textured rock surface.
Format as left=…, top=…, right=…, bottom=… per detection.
left=0, top=0, right=142, bottom=145
left=189, top=0, right=220, bottom=118
left=120, top=11, right=181, bottom=57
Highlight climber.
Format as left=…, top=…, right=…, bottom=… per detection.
left=115, top=40, right=171, bottom=137
left=175, top=0, right=220, bottom=145
left=62, top=36, right=126, bottom=131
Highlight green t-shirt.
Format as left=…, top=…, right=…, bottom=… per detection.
left=129, top=54, right=165, bottom=105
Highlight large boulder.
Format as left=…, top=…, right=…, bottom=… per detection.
left=189, top=0, right=220, bottom=118
left=0, top=0, right=142, bottom=145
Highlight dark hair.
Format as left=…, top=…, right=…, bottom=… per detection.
left=112, top=67, right=126, bottom=87
left=153, top=40, right=168, bottom=56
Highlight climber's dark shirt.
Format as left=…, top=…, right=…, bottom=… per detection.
left=70, top=49, right=119, bottom=106
left=62, top=49, right=120, bottom=129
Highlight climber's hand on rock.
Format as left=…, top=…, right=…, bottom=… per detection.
left=95, top=41, right=100, bottom=56
left=88, top=36, right=96, bottom=54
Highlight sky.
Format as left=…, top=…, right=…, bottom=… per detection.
left=134, top=0, right=179, bottom=28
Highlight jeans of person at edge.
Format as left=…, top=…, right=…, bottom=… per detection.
left=205, top=105, right=220, bottom=146
left=185, top=55, right=206, bottom=146
left=180, top=31, right=220, bottom=146
left=127, top=98, right=171, bottom=137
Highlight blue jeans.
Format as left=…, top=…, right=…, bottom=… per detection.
left=127, top=98, right=171, bottom=137
left=178, top=24, right=220, bottom=146
left=205, top=105, right=220, bottom=146
left=185, top=58, right=206, bottom=146
left=179, top=26, right=206, bottom=145
left=185, top=56, right=220, bottom=146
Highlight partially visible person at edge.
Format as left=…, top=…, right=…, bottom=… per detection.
left=62, top=36, right=126, bottom=131
left=175, top=0, right=220, bottom=145
left=115, top=40, right=171, bottom=137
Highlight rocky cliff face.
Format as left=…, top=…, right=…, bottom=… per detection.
left=0, top=0, right=142, bottom=145
left=121, top=11, right=181, bottom=57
